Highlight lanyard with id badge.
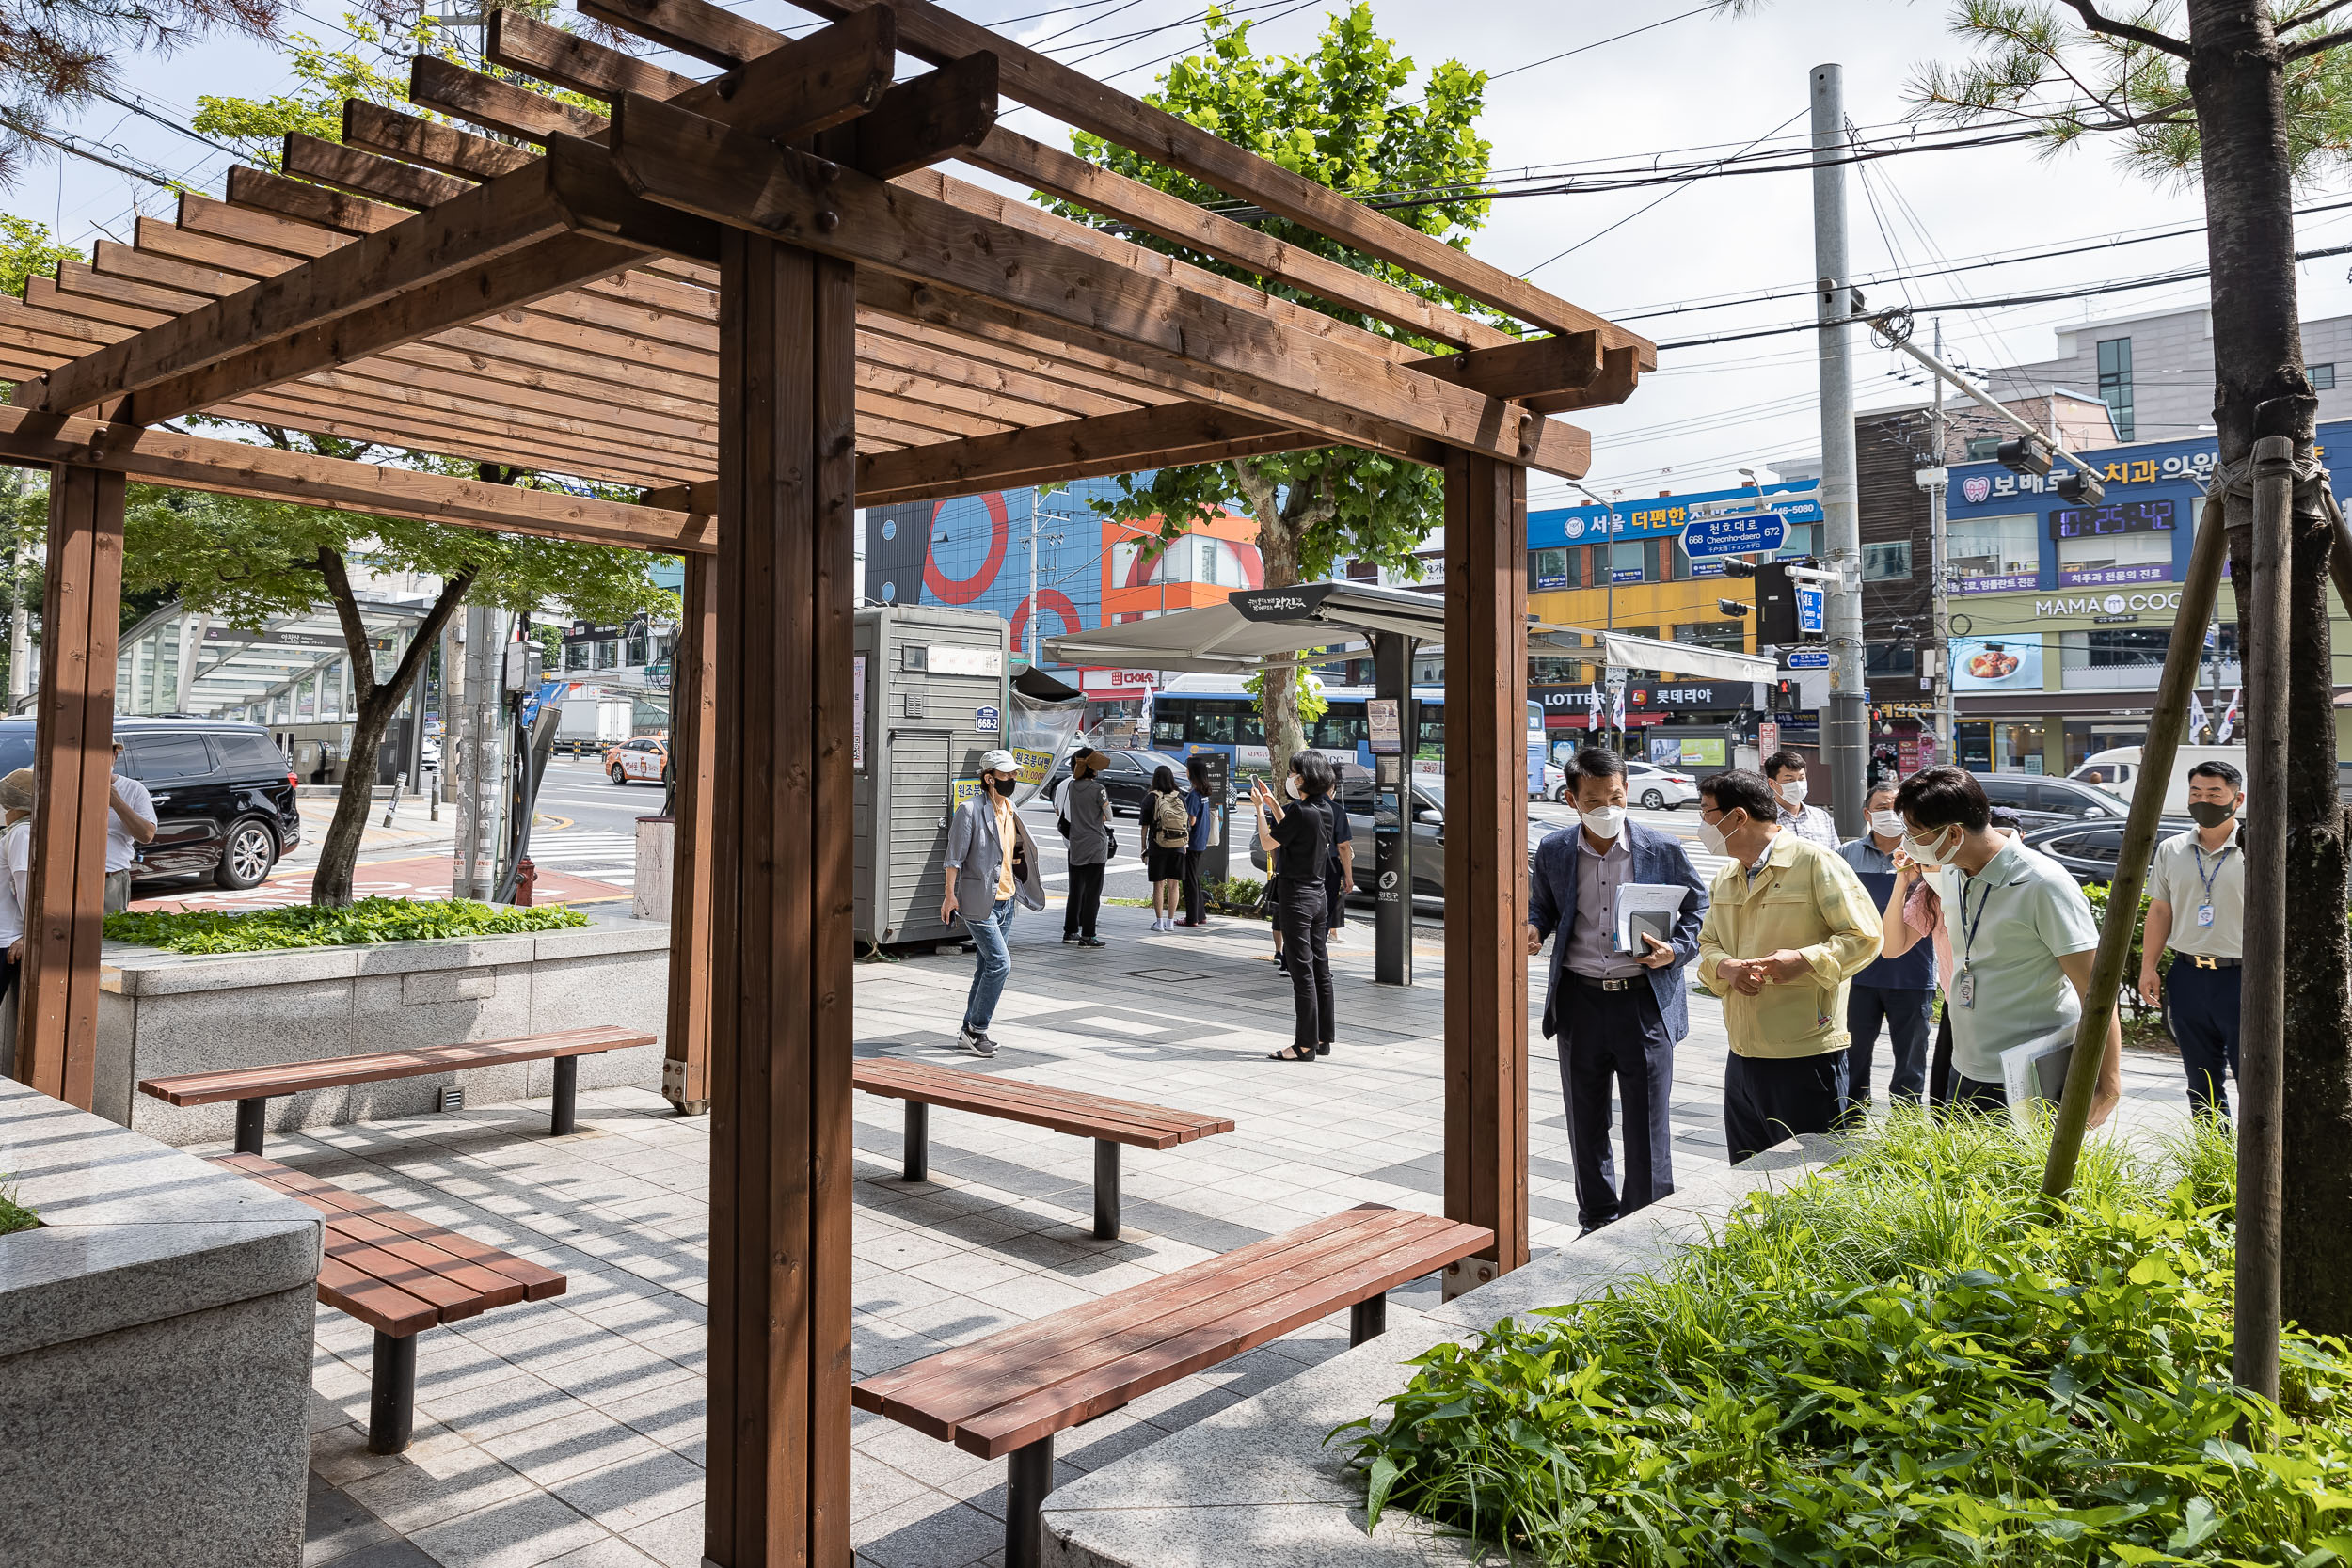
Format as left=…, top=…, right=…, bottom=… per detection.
left=2191, top=843, right=2233, bottom=928
left=1954, top=870, right=2007, bottom=1009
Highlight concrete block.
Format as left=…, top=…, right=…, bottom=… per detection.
left=404, top=967, right=501, bottom=1005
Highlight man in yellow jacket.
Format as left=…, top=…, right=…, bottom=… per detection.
left=1693, top=768, right=1883, bottom=1162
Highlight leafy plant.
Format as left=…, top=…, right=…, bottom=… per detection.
left=1207, top=875, right=1268, bottom=918
left=0, top=1176, right=36, bottom=1236
left=105, top=895, right=587, bottom=954
left=1337, top=1113, right=2352, bottom=1566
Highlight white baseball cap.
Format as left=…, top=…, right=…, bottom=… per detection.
left=978, top=749, right=1018, bottom=773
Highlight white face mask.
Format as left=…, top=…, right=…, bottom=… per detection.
left=1904, top=825, right=1959, bottom=869
left=1868, top=809, right=1905, bottom=838
left=1284, top=776, right=1304, bottom=800
left=1580, top=804, right=1626, bottom=840
left=1776, top=776, right=1808, bottom=806
left=1697, top=814, right=1733, bottom=857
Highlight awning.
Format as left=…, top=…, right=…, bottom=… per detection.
left=1586, top=630, right=1775, bottom=684
left=1226, top=581, right=1445, bottom=641
left=1041, top=600, right=1364, bottom=674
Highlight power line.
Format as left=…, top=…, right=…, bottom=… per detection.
left=1520, top=109, right=1807, bottom=278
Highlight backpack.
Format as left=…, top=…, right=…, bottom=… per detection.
left=1151, top=789, right=1190, bottom=848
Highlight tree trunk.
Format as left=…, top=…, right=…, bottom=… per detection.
left=2189, top=0, right=2352, bottom=1335
left=310, top=699, right=394, bottom=908
left=1234, top=459, right=1307, bottom=782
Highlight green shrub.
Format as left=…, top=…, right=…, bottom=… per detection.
left=1337, top=1114, right=2352, bottom=1566
left=104, top=896, right=590, bottom=954
left=1206, top=876, right=1267, bottom=917
left=0, top=1177, right=34, bottom=1236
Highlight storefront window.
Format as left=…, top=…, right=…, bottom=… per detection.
left=1994, top=721, right=2046, bottom=773
left=1949, top=513, right=2039, bottom=589
left=1609, top=540, right=1648, bottom=583
left=1674, top=622, right=1745, bottom=651
left=1865, top=641, right=1916, bottom=676
left=1529, top=657, right=1587, bottom=684
left=1955, top=721, right=1992, bottom=771
left=1862, top=541, right=1913, bottom=580
left=2059, top=627, right=2173, bottom=691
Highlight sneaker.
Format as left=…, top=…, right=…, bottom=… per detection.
left=957, top=1025, right=997, bottom=1057
left=1077, top=937, right=1107, bottom=948
left=1062, top=933, right=1078, bottom=944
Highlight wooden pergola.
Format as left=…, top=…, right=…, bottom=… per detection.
left=0, top=0, right=1650, bottom=1558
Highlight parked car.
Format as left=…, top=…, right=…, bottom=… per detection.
left=604, top=736, right=670, bottom=785
left=0, top=718, right=303, bottom=891
left=1973, top=772, right=2128, bottom=832
left=1624, top=760, right=1698, bottom=811
left=1251, top=774, right=1549, bottom=902
left=1039, top=747, right=1188, bottom=817
left=2022, top=816, right=2201, bottom=886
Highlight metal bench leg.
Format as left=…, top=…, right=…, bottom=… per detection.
left=368, top=1330, right=418, bottom=1455
left=1350, top=1291, right=1388, bottom=1347
left=1093, top=1139, right=1120, bottom=1240
left=550, top=1056, right=578, bottom=1137
left=903, top=1101, right=929, bottom=1182
left=233, top=1097, right=266, bottom=1157
left=1005, top=1434, right=1055, bottom=1568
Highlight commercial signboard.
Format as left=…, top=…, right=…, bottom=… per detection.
left=1078, top=667, right=1157, bottom=695
left=1951, top=635, right=2045, bottom=692
left=1527, top=479, right=1820, bottom=548
left=1680, top=503, right=1791, bottom=559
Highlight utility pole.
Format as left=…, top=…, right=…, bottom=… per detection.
left=1927, top=319, right=1953, bottom=767
left=1812, top=62, right=1867, bottom=836
left=453, top=604, right=504, bottom=900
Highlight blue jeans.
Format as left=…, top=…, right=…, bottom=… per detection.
left=962, top=896, right=1016, bottom=1033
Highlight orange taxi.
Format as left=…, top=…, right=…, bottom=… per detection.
left=603, top=736, right=670, bottom=785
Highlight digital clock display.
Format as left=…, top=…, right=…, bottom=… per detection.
left=2050, top=499, right=2176, bottom=539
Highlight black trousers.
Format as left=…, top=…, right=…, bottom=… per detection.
left=1949, top=1074, right=2010, bottom=1117
left=2166, top=959, right=2241, bottom=1118
left=1276, top=879, right=1332, bottom=1051
left=1843, top=986, right=1934, bottom=1117
left=1181, top=848, right=1206, bottom=924
left=1723, top=1050, right=1848, bottom=1164
left=1064, top=863, right=1104, bottom=940
left=1557, top=977, right=1676, bottom=1230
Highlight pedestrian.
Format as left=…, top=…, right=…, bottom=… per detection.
left=1526, top=747, right=1707, bottom=1231
left=1694, top=768, right=1883, bottom=1162
left=1144, top=765, right=1190, bottom=932
left=1176, top=755, right=1215, bottom=927
left=1060, top=750, right=1112, bottom=948
left=1763, top=749, right=1839, bottom=849
left=938, top=749, right=1046, bottom=1057
left=1836, top=783, right=1939, bottom=1118
left=1051, top=747, right=1098, bottom=832
left=2140, top=759, right=2246, bottom=1117
left=1877, top=766, right=2121, bottom=1123
left=1254, top=752, right=1334, bottom=1061
left=103, top=740, right=156, bottom=914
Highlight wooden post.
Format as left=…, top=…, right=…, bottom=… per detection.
left=15, top=464, right=125, bottom=1107
left=703, top=230, right=857, bottom=1567
left=660, top=550, right=717, bottom=1116
left=1439, top=451, right=1530, bottom=1296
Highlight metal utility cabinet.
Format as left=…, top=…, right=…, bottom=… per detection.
left=853, top=605, right=1012, bottom=948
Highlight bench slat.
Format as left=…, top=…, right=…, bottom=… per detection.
left=955, top=1216, right=1492, bottom=1457
left=857, top=1207, right=1431, bottom=1440
left=316, top=1256, right=443, bottom=1337
left=851, top=1059, right=1232, bottom=1149
left=319, top=1227, right=491, bottom=1318
left=141, top=1026, right=653, bottom=1106
left=218, top=1153, right=566, bottom=1299
left=316, top=1210, right=531, bottom=1311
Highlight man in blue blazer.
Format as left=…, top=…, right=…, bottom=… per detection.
left=1525, top=747, right=1708, bottom=1232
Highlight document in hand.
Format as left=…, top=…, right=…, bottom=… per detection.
left=1614, top=883, right=1689, bottom=956
left=1998, top=1024, right=2076, bottom=1132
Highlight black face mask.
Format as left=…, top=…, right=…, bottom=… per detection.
left=2186, top=800, right=2236, bottom=829
left=990, top=777, right=1017, bottom=798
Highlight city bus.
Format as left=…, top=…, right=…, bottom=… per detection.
left=1144, top=677, right=1548, bottom=795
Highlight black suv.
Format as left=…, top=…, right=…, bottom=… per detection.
left=0, top=718, right=303, bottom=890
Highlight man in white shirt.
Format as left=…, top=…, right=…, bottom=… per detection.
left=1764, top=749, right=1840, bottom=849
left=103, top=741, right=157, bottom=914
left=2140, top=759, right=2246, bottom=1117
left=1878, top=766, right=2122, bottom=1124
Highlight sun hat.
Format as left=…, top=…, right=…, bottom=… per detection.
left=978, top=748, right=1019, bottom=774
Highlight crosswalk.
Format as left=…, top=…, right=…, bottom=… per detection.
left=522, top=829, right=639, bottom=885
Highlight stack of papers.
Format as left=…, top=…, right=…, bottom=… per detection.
left=1614, top=884, right=1689, bottom=955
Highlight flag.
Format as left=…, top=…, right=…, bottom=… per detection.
left=2217, top=687, right=2242, bottom=744
left=2188, top=690, right=2210, bottom=739
left=1609, top=689, right=1627, bottom=732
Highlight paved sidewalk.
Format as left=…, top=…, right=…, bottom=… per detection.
left=278, top=898, right=2194, bottom=1568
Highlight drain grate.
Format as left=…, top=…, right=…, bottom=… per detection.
left=1125, top=968, right=1210, bottom=983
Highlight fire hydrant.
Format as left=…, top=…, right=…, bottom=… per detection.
left=514, top=858, right=537, bottom=907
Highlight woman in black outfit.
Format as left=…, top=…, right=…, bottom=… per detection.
left=1253, top=752, right=1334, bottom=1062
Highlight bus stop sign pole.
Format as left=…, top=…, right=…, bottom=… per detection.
left=1373, top=631, right=1413, bottom=987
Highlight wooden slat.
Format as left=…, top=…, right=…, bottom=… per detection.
left=410, top=54, right=608, bottom=143
left=853, top=401, right=1310, bottom=506
left=343, top=100, right=536, bottom=181
left=851, top=1058, right=1231, bottom=1148
left=219, top=1154, right=567, bottom=1298
left=315, top=1253, right=444, bottom=1336
left=1441, top=453, right=1531, bottom=1288
left=810, top=52, right=998, bottom=182
left=594, top=96, right=1591, bottom=477
left=139, top=1025, right=652, bottom=1105
left=283, top=133, right=472, bottom=209
left=0, top=405, right=713, bottom=551
left=660, top=551, right=717, bottom=1112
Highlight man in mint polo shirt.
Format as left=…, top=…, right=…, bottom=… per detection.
left=1875, top=767, right=2122, bottom=1125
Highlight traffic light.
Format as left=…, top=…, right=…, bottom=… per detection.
left=1997, top=435, right=2053, bottom=476
left=1717, top=598, right=1751, bottom=618
left=2055, top=467, right=2106, bottom=504
left=1756, top=561, right=1800, bottom=644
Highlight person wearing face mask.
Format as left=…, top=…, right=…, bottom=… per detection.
left=1879, top=766, right=2121, bottom=1123
left=1256, top=752, right=1336, bottom=1060
left=940, top=750, right=1047, bottom=1057
left=2140, top=760, right=2247, bottom=1117
left=1525, top=748, right=1707, bottom=1232
left=1694, top=769, right=1883, bottom=1162
left=1835, top=784, right=1941, bottom=1117
left=1763, top=750, right=1840, bottom=850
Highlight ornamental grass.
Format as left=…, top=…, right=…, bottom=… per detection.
left=104, top=895, right=589, bottom=954
left=1336, top=1114, right=2352, bottom=1566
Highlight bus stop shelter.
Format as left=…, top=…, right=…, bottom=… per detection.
left=0, top=0, right=1651, bottom=1557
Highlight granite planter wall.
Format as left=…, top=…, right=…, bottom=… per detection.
left=1041, top=1135, right=1842, bottom=1567
left=0, top=1078, right=321, bottom=1568
left=98, top=914, right=671, bottom=1145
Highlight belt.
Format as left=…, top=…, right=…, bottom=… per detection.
left=1569, top=972, right=1640, bottom=992
left=2178, top=954, right=2241, bottom=970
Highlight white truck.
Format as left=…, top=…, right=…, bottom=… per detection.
left=2069, top=744, right=2245, bottom=814
left=554, top=689, right=633, bottom=758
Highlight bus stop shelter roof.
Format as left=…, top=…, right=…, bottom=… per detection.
left=116, top=596, right=434, bottom=721
left=1040, top=599, right=1365, bottom=675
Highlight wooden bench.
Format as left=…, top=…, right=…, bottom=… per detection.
left=853, top=1203, right=1493, bottom=1567
left=140, top=1025, right=655, bottom=1156
left=215, top=1151, right=566, bottom=1455
left=852, top=1056, right=1234, bottom=1240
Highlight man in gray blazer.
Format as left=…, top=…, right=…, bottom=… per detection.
left=941, top=749, right=1046, bottom=1056
left=1526, top=748, right=1708, bottom=1232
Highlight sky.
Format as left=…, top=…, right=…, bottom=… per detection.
left=34, top=0, right=2352, bottom=505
